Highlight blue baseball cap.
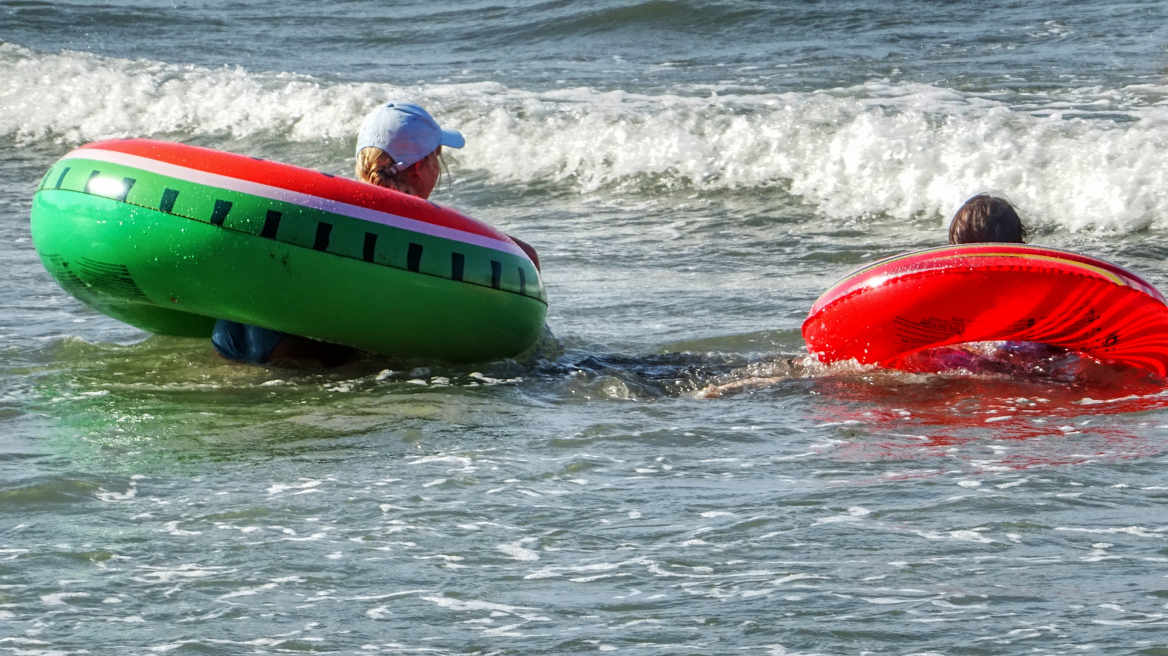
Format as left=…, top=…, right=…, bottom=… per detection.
left=356, top=101, right=465, bottom=172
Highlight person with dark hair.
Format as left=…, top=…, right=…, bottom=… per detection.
left=931, top=192, right=1063, bottom=372
left=698, top=194, right=1045, bottom=395
left=949, top=193, right=1027, bottom=244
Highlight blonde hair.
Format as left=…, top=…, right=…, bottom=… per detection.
left=356, top=147, right=408, bottom=193
left=355, top=147, right=442, bottom=197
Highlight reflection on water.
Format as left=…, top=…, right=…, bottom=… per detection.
left=4, top=328, right=1168, bottom=654
left=16, top=332, right=1168, bottom=475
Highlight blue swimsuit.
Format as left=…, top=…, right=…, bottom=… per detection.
left=211, top=320, right=288, bottom=364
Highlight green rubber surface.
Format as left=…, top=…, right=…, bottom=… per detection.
left=31, top=158, right=548, bottom=362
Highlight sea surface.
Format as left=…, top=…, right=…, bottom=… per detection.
left=3, top=1, right=1168, bottom=653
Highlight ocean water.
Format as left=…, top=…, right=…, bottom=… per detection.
left=3, top=1, right=1168, bottom=653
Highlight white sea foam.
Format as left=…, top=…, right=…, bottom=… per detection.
left=40, top=591, right=89, bottom=606
left=95, top=482, right=137, bottom=502
left=160, top=520, right=201, bottom=536
left=496, top=540, right=540, bottom=561
left=1056, top=526, right=1165, bottom=538
left=267, top=479, right=321, bottom=495
left=523, top=561, right=623, bottom=580
left=217, top=582, right=278, bottom=600
left=7, top=43, right=1168, bottom=230
left=421, top=595, right=532, bottom=614
left=409, top=454, right=473, bottom=467
left=0, top=43, right=365, bottom=144
left=131, top=564, right=233, bottom=583
left=948, top=530, right=996, bottom=544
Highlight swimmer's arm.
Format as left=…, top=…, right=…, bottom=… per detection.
left=508, top=235, right=540, bottom=271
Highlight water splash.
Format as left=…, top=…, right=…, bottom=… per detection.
left=6, top=43, right=1168, bottom=229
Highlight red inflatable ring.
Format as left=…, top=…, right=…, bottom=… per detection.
left=802, top=244, right=1168, bottom=376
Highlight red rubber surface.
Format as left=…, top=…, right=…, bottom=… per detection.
left=802, top=244, right=1168, bottom=376
left=78, top=139, right=511, bottom=244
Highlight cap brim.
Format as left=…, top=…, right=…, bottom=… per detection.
left=439, top=127, right=465, bottom=149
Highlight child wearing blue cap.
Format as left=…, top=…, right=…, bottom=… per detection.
left=213, top=101, right=537, bottom=367
left=354, top=102, right=540, bottom=267
left=354, top=102, right=464, bottom=199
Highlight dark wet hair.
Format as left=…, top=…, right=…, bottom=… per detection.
left=948, top=194, right=1028, bottom=244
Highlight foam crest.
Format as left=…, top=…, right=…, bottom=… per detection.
left=6, top=43, right=1168, bottom=230
left=458, top=83, right=1168, bottom=231
left=0, top=43, right=381, bottom=143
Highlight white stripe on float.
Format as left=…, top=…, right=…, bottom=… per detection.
left=62, top=148, right=528, bottom=259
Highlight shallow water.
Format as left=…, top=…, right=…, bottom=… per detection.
left=3, top=1, right=1168, bottom=653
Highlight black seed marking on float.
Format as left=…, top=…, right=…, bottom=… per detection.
left=491, top=261, right=502, bottom=289
left=83, top=171, right=101, bottom=194
left=451, top=253, right=465, bottom=281
left=363, top=233, right=377, bottom=262
left=159, top=188, right=180, bottom=213
left=313, top=223, right=333, bottom=251
left=261, top=210, right=282, bottom=239
left=115, top=178, right=135, bottom=202
left=54, top=167, right=71, bottom=190
left=407, top=243, right=423, bottom=272
left=210, top=200, right=232, bottom=226
left=518, top=268, right=526, bottom=295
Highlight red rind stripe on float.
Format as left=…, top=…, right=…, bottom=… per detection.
left=75, top=139, right=515, bottom=248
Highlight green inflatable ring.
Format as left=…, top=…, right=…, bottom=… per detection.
left=30, top=139, right=548, bottom=362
